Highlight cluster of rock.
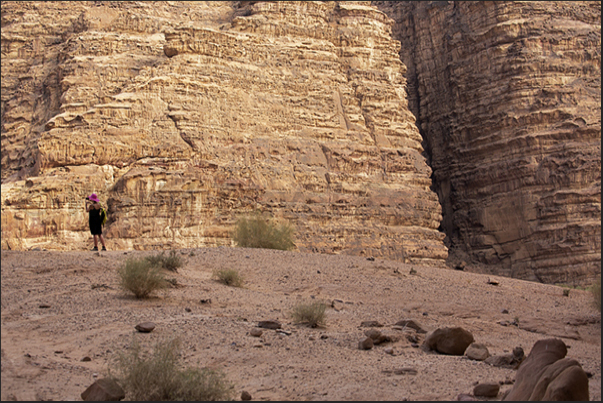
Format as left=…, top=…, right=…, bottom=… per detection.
left=1, top=1, right=446, bottom=266
left=374, top=1, right=601, bottom=285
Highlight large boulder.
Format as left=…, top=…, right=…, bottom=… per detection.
left=81, top=378, right=125, bottom=401
left=503, top=338, right=589, bottom=401
left=421, top=327, right=474, bottom=355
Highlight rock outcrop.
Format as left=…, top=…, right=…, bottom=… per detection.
left=375, top=1, right=601, bottom=285
left=503, top=338, right=589, bottom=401
left=1, top=2, right=447, bottom=265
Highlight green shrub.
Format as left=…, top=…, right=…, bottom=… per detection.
left=591, top=275, right=601, bottom=312
left=233, top=213, right=295, bottom=251
left=109, top=338, right=235, bottom=401
left=144, top=250, right=185, bottom=272
left=213, top=269, right=244, bottom=287
left=291, top=301, right=327, bottom=328
left=118, top=257, right=167, bottom=298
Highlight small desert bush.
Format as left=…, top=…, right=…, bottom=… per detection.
left=109, top=338, right=235, bottom=401
left=145, top=250, right=185, bottom=272
left=591, top=275, right=601, bottom=312
left=291, top=301, right=327, bottom=328
left=233, top=213, right=295, bottom=251
left=213, top=268, right=244, bottom=287
left=118, top=257, right=167, bottom=298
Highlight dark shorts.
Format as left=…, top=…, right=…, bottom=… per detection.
left=90, top=221, right=102, bottom=235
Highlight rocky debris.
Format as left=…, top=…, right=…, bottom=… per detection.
left=465, top=343, right=490, bottom=361
left=394, top=367, right=418, bottom=376
left=384, top=347, right=394, bottom=355
left=249, top=328, right=263, bottom=337
left=200, top=298, right=212, bottom=304
left=39, top=304, right=51, bottom=309
left=257, top=320, right=281, bottom=330
left=358, top=337, right=374, bottom=350
left=360, top=320, right=383, bottom=328
left=364, top=329, right=391, bottom=345
left=81, top=356, right=92, bottom=362
left=422, top=327, right=474, bottom=355
left=454, top=261, right=466, bottom=271
left=485, top=347, right=524, bottom=368
left=134, top=322, right=156, bottom=333
left=503, top=339, right=589, bottom=401
left=81, top=378, right=125, bottom=401
left=486, top=278, right=499, bottom=286
left=241, top=390, right=252, bottom=401
left=456, top=393, right=477, bottom=401
left=393, top=319, right=427, bottom=333
left=473, top=382, right=499, bottom=398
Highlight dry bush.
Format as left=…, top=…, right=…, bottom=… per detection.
left=118, top=257, right=167, bottom=298
left=145, top=250, right=185, bottom=272
left=233, top=213, right=295, bottom=251
left=591, top=275, right=601, bottom=312
left=291, top=301, right=327, bottom=328
left=213, top=269, right=244, bottom=287
left=109, top=338, right=235, bottom=401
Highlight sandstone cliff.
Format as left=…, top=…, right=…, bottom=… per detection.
left=1, top=1, right=447, bottom=265
left=374, top=1, right=601, bottom=284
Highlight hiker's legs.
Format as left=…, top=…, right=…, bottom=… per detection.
left=99, top=234, right=106, bottom=248
left=93, top=235, right=99, bottom=248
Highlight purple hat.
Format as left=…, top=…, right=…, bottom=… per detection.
left=89, top=193, right=100, bottom=202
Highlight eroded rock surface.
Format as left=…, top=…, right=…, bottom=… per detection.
left=375, top=1, right=601, bottom=285
left=1, top=1, right=446, bottom=265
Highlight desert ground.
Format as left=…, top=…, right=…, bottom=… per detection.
left=1, top=247, right=600, bottom=401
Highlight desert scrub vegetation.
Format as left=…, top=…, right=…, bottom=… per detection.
left=118, top=257, right=167, bottom=298
left=213, top=268, right=244, bottom=287
left=291, top=301, right=327, bottom=328
left=233, top=213, right=295, bottom=251
left=144, top=250, right=185, bottom=272
left=109, top=337, right=235, bottom=401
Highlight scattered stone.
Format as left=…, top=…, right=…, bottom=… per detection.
left=486, top=278, right=499, bottom=285
left=384, top=347, right=394, bottom=355
left=473, top=382, right=499, bottom=397
left=257, top=320, right=281, bottom=330
left=366, top=257, right=375, bottom=261
left=485, top=346, right=524, bottom=368
left=81, top=378, right=125, bottom=401
left=394, top=367, right=418, bottom=375
left=249, top=328, right=263, bottom=337
left=394, top=319, right=427, bottom=333
left=465, top=343, right=490, bottom=361
left=54, top=350, right=63, bottom=354
left=503, top=339, right=589, bottom=401
left=364, top=329, right=390, bottom=345
left=276, top=330, right=292, bottom=336
left=320, top=334, right=328, bottom=339
left=563, top=289, right=570, bottom=297
left=358, top=337, right=374, bottom=350
left=411, top=343, right=420, bottom=348
left=39, top=304, right=51, bottom=309
left=457, top=393, right=477, bottom=401
left=241, top=390, right=252, bottom=401
left=455, top=261, right=466, bottom=271
left=409, top=268, right=417, bottom=275
left=405, top=333, right=419, bottom=343
left=81, top=356, right=92, bottom=362
left=501, top=309, right=509, bottom=314
left=135, top=322, right=156, bottom=333
left=360, top=320, right=383, bottom=328
left=185, top=307, right=191, bottom=312
left=422, top=327, right=474, bottom=355
left=200, top=298, right=211, bottom=304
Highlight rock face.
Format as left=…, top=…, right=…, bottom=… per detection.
left=375, top=1, right=601, bottom=285
left=1, top=1, right=446, bottom=265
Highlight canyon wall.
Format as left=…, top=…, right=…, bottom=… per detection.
left=1, top=1, right=447, bottom=265
left=374, top=1, right=601, bottom=284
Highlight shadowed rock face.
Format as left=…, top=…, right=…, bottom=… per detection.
left=1, top=1, right=446, bottom=264
left=375, top=1, right=601, bottom=285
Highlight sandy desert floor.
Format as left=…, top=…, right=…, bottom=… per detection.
left=1, top=247, right=600, bottom=401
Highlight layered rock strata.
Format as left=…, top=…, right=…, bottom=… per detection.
left=1, top=2, right=447, bottom=265
left=375, top=1, right=601, bottom=285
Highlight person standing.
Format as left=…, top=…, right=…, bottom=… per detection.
left=86, top=193, right=107, bottom=251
